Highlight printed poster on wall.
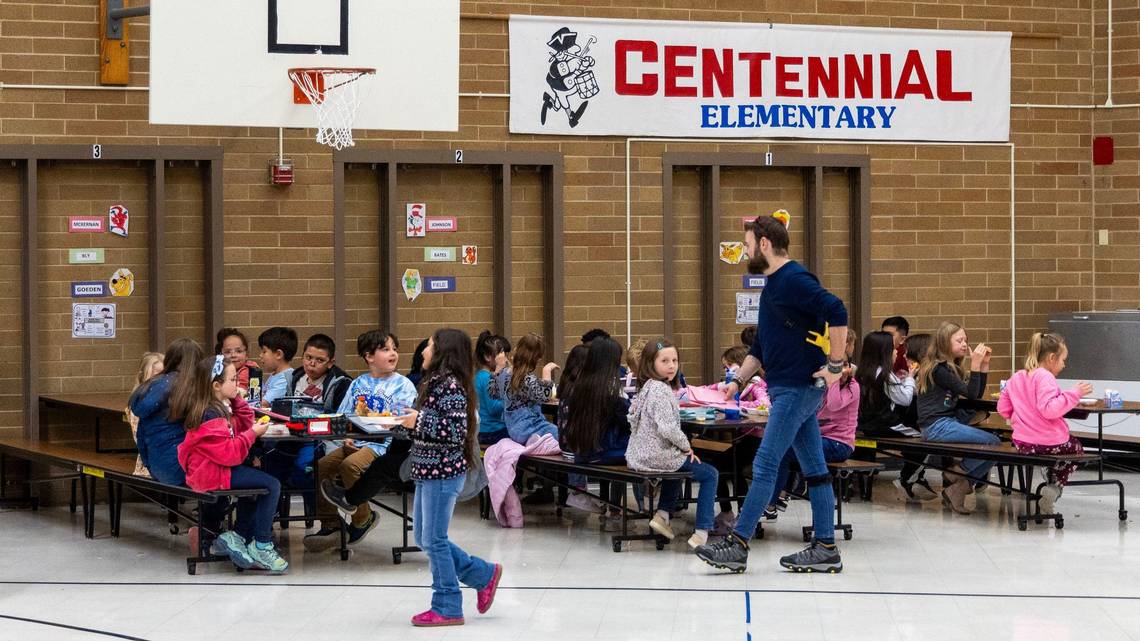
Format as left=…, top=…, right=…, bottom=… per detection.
left=73, top=303, right=116, bottom=339
left=407, top=203, right=426, bottom=237
left=509, top=15, right=1010, bottom=141
left=736, top=292, right=760, bottom=325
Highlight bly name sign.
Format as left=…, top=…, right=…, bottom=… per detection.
left=510, top=16, right=1010, bottom=142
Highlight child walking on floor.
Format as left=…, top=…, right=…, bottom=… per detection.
left=175, top=356, right=287, bottom=573
left=399, top=328, right=503, bottom=627
left=626, top=338, right=719, bottom=549
left=998, top=332, right=1092, bottom=514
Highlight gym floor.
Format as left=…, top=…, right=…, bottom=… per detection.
left=1, top=468, right=1138, bottom=641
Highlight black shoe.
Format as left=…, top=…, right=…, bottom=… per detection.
left=779, top=540, right=843, bottom=573
left=521, top=485, right=555, bottom=505
left=347, top=511, right=379, bottom=546
left=320, top=479, right=356, bottom=513
left=302, top=527, right=340, bottom=553
left=694, top=534, right=749, bottom=574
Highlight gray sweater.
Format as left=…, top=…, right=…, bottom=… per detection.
left=626, top=379, right=690, bottom=473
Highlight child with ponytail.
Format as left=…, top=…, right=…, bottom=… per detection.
left=173, top=355, right=287, bottom=573
left=997, top=332, right=1092, bottom=514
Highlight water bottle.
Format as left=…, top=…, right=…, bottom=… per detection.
left=248, top=367, right=262, bottom=405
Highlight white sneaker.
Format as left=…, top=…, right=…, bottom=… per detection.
left=1038, top=483, right=1061, bottom=515
left=649, top=511, right=675, bottom=540
left=687, top=529, right=708, bottom=550
left=566, top=490, right=603, bottom=513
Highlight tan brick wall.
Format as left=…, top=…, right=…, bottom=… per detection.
left=2, top=0, right=1137, bottom=442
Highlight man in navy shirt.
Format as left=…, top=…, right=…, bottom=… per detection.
left=696, top=214, right=849, bottom=574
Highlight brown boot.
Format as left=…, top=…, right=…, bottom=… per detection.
left=941, top=478, right=973, bottom=514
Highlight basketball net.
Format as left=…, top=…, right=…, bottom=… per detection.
left=288, top=68, right=375, bottom=151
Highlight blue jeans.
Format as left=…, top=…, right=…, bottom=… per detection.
left=923, top=417, right=1000, bottom=483
left=734, top=385, right=836, bottom=544
left=414, top=475, right=495, bottom=619
left=146, top=446, right=186, bottom=487
left=228, top=465, right=281, bottom=544
left=657, top=459, right=719, bottom=531
left=769, top=437, right=853, bottom=507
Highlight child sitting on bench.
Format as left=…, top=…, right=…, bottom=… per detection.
left=175, top=356, right=286, bottom=573
left=627, top=338, right=719, bottom=549
left=997, top=332, right=1092, bottom=514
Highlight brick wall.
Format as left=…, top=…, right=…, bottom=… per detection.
left=1, top=0, right=1136, bottom=442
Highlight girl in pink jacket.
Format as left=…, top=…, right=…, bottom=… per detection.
left=174, top=355, right=284, bottom=573
left=997, top=332, right=1093, bottom=514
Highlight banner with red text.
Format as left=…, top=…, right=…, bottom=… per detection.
left=509, top=15, right=1010, bottom=141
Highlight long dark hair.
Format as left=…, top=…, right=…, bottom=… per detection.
left=408, top=338, right=429, bottom=377
left=557, top=344, right=590, bottom=400
left=417, top=329, right=479, bottom=466
left=474, top=330, right=510, bottom=370
left=563, top=337, right=624, bottom=454
left=855, top=331, right=895, bottom=412
left=169, top=357, right=231, bottom=430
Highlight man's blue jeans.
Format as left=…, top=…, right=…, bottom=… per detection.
left=734, top=384, right=836, bottom=544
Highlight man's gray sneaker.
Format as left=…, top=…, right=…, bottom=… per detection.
left=779, top=540, right=843, bottom=573
left=694, top=534, right=748, bottom=574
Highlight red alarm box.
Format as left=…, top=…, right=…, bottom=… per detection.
left=269, top=157, right=294, bottom=185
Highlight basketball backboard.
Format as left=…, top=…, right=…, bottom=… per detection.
left=150, top=0, right=459, bottom=132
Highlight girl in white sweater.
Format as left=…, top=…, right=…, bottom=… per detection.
left=627, top=338, right=719, bottom=549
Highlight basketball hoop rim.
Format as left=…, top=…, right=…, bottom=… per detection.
left=288, top=67, right=376, bottom=76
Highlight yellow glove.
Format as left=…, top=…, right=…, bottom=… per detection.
left=806, top=322, right=831, bottom=355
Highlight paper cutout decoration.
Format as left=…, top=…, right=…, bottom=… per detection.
left=424, top=276, right=456, bottom=293
left=771, top=208, right=790, bottom=229
left=71, top=281, right=108, bottom=298
left=461, top=245, right=478, bottom=265
left=109, top=268, right=135, bottom=297
left=69, top=217, right=105, bottom=233
left=742, top=275, right=767, bottom=290
left=424, top=247, right=456, bottom=262
left=406, top=203, right=426, bottom=238
left=72, top=303, right=116, bottom=339
left=736, top=293, right=760, bottom=325
left=719, top=242, right=745, bottom=264
left=109, top=205, right=129, bottom=237
left=402, top=268, right=423, bottom=301
left=69, top=248, right=105, bottom=264
left=426, top=216, right=457, bottom=232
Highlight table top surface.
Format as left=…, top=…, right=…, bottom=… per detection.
left=681, top=416, right=767, bottom=432
left=40, top=392, right=130, bottom=414
left=963, top=396, right=1140, bottom=414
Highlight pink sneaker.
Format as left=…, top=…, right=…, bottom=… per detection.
left=410, top=610, right=464, bottom=627
left=477, top=563, right=503, bottom=614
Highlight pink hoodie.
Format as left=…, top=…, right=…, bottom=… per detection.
left=817, top=378, right=859, bottom=448
left=997, top=368, right=1080, bottom=447
left=177, top=396, right=256, bottom=492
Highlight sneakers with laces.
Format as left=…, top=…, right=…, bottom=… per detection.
left=774, top=496, right=789, bottom=511
left=779, top=540, right=843, bottom=573
left=648, top=511, right=675, bottom=540
left=911, top=479, right=938, bottom=501
left=320, top=479, right=357, bottom=514
left=247, top=540, right=289, bottom=573
left=211, top=531, right=255, bottom=569
left=694, top=533, right=749, bottom=573
left=347, top=510, right=379, bottom=545
left=303, top=527, right=341, bottom=552
left=762, top=505, right=780, bottom=520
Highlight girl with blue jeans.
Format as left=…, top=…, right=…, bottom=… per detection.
left=915, top=321, right=998, bottom=514
left=491, top=333, right=560, bottom=444
left=400, top=329, right=503, bottom=628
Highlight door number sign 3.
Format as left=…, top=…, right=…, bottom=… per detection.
left=92, top=144, right=102, bottom=159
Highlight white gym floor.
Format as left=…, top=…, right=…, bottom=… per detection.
left=2, top=469, right=1139, bottom=641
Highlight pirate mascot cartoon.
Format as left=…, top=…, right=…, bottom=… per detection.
left=541, top=27, right=599, bottom=128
